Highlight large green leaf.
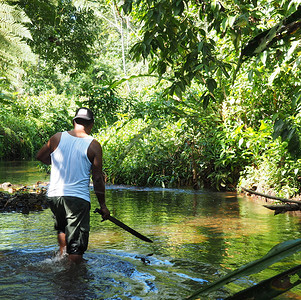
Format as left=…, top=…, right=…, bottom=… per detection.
left=225, top=265, right=301, bottom=300
left=186, top=239, right=301, bottom=299
left=273, top=118, right=301, bottom=159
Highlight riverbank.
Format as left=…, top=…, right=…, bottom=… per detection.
left=0, top=182, right=47, bottom=214
left=1, top=177, right=301, bottom=217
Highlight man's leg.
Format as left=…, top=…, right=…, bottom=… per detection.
left=64, top=197, right=90, bottom=264
left=57, top=232, right=67, bottom=256
left=47, top=197, right=68, bottom=257
left=58, top=228, right=83, bottom=263
left=68, top=254, right=83, bottom=263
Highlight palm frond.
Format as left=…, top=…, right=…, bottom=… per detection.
left=0, top=2, right=34, bottom=85
left=0, top=2, right=31, bottom=24
left=0, top=19, right=32, bottom=40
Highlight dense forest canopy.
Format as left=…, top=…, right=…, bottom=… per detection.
left=0, top=0, right=301, bottom=195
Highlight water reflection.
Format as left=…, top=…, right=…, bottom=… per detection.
left=0, top=161, right=48, bottom=186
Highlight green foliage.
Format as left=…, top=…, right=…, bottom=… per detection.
left=273, top=117, right=301, bottom=158
left=0, top=0, right=34, bottom=85
left=96, top=117, right=199, bottom=187
left=127, top=0, right=225, bottom=99
left=75, top=61, right=124, bottom=128
left=0, top=91, right=74, bottom=160
left=96, top=93, right=301, bottom=194
left=78, top=85, right=122, bottom=127
left=22, top=63, right=68, bottom=95
left=122, top=0, right=300, bottom=102
left=117, top=0, right=301, bottom=161
left=225, top=265, right=301, bottom=299
left=18, top=0, right=99, bottom=73
left=0, top=111, right=35, bottom=159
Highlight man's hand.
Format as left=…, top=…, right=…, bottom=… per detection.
left=95, top=205, right=110, bottom=220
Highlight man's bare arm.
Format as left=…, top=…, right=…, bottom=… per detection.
left=36, top=133, right=61, bottom=165
left=89, top=140, right=110, bottom=219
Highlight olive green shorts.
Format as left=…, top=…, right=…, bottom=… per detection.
left=47, top=196, right=90, bottom=255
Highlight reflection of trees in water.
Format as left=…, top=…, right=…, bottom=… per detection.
left=186, top=193, right=239, bottom=267
left=0, top=161, right=49, bottom=186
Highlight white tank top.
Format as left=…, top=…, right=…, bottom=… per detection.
left=47, top=131, right=94, bottom=202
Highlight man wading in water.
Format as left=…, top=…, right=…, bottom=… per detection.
left=36, top=107, right=110, bottom=263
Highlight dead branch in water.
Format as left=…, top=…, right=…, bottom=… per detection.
left=241, top=187, right=301, bottom=215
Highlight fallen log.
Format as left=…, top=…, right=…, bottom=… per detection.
left=241, top=187, right=301, bottom=215
left=263, top=204, right=301, bottom=215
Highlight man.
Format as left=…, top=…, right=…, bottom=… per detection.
left=36, top=107, right=110, bottom=263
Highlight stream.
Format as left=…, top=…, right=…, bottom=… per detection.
left=0, top=161, right=300, bottom=299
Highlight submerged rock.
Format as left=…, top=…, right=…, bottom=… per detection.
left=0, top=183, right=48, bottom=214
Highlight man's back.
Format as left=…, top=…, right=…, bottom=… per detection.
left=47, top=131, right=94, bottom=202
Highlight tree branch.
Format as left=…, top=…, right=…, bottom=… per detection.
left=241, top=187, right=301, bottom=204
left=263, top=204, right=301, bottom=215
left=241, top=187, right=301, bottom=215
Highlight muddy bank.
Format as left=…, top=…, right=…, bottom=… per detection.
left=0, top=182, right=48, bottom=214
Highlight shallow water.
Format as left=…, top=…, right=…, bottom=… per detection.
left=0, top=161, right=300, bottom=299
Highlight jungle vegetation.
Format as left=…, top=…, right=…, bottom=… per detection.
left=0, top=0, right=301, bottom=198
